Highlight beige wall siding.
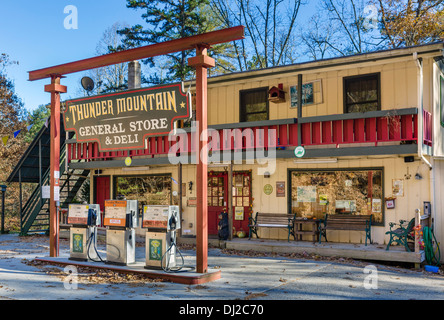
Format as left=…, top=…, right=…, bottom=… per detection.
left=206, top=58, right=430, bottom=126
left=91, top=155, right=432, bottom=245
left=91, top=156, right=431, bottom=245
left=431, top=159, right=444, bottom=264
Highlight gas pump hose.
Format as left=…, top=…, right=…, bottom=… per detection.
left=87, top=229, right=105, bottom=263
left=161, top=239, right=195, bottom=273
left=423, top=226, right=441, bottom=267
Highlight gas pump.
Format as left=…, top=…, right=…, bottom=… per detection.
left=142, top=205, right=182, bottom=271
left=103, top=199, right=138, bottom=265
left=68, top=203, right=101, bottom=261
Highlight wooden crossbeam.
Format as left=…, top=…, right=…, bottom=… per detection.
left=28, top=26, right=244, bottom=81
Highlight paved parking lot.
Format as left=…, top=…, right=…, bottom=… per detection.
left=0, top=233, right=443, bottom=305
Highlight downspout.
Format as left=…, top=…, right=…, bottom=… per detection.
left=414, top=53, right=436, bottom=239
left=414, top=53, right=433, bottom=169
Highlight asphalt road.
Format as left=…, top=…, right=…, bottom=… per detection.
left=0, top=233, right=443, bottom=307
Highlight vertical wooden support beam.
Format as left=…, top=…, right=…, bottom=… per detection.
left=44, top=75, right=67, bottom=257
left=178, top=163, right=183, bottom=238
left=228, top=163, right=233, bottom=241
left=19, top=169, right=22, bottom=232
left=188, top=46, right=215, bottom=274
left=297, top=74, right=303, bottom=146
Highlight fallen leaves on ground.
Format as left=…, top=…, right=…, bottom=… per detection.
left=21, top=259, right=165, bottom=285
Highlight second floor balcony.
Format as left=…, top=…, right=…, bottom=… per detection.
left=67, top=107, right=431, bottom=166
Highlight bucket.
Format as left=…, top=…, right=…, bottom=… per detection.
left=424, top=265, right=439, bottom=273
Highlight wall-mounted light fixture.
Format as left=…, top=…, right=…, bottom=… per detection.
left=122, top=166, right=150, bottom=172
left=294, top=158, right=337, bottom=164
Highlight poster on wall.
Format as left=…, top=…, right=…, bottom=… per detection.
left=335, top=200, right=356, bottom=212
left=297, top=186, right=316, bottom=202
left=372, top=198, right=382, bottom=213
left=392, top=179, right=404, bottom=197
left=276, top=181, right=285, bottom=197
left=319, top=194, right=328, bottom=205
left=234, top=207, right=244, bottom=220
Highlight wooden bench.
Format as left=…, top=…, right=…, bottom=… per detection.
left=249, top=212, right=296, bottom=242
left=318, top=214, right=372, bottom=245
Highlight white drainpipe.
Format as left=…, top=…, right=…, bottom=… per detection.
left=414, top=53, right=433, bottom=169
left=414, top=53, right=436, bottom=238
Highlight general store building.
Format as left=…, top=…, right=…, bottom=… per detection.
left=9, top=41, right=444, bottom=265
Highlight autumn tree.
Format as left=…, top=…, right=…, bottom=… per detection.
left=0, top=54, right=28, bottom=181
left=374, top=0, right=444, bottom=48
left=0, top=54, right=31, bottom=228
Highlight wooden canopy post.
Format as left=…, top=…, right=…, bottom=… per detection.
left=28, top=26, right=244, bottom=265
left=188, top=46, right=215, bottom=273
left=44, top=75, right=67, bottom=257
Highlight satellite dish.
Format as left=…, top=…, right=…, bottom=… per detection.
left=81, top=77, right=95, bottom=92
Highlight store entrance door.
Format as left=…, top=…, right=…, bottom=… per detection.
left=94, top=176, right=110, bottom=227
left=207, top=172, right=227, bottom=235
left=207, top=171, right=252, bottom=237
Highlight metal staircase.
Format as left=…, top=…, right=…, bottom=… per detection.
left=7, top=120, right=89, bottom=235
left=19, top=147, right=89, bottom=235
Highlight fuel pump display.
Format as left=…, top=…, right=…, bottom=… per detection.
left=143, top=205, right=183, bottom=272
left=104, top=199, right=138, bottom=266
left=68, top=203, right=101, bottom=262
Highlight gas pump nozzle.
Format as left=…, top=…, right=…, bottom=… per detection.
left=87, top=209, right=97, bottom=226
left=169, top=214, right=177, bottom=231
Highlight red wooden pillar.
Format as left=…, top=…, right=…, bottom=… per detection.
left=188, top=46, right=215, bottom=273
left=44, top=75, right=67, bottom=257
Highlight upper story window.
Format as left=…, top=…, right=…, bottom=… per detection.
left=344, top=73, right=380, bottom=113
left=240, top=87, right=269, bottom=122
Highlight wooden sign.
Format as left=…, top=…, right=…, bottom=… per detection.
left=187, top=197, right=197, bottom=207
left=64, top=83, right=192, bottom=152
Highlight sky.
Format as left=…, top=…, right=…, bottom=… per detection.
left=0, top=0, right=143, bottom=113
left=0, top=0, right=321, bottom=114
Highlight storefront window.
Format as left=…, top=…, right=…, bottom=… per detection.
left=290, top=168, right=383, bottom=224
left=114, top=174, right=172, bottom=213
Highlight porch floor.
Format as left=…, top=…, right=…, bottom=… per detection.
left=180, top=236, right=424, bottom=266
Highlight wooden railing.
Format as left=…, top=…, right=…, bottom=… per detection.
left=67, top=108, right=430, bottom=163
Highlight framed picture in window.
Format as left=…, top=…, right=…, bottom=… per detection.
left=290, top=80, right=322, bottom=108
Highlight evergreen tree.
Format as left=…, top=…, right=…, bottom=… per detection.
left=119, top=0, right=212, bottom=84
left=23, top=104, right=50, bottom=143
